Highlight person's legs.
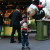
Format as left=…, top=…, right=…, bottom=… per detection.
left=22, top=36, right=25, bottom=47
left=26, top=38, right=30, bottom=49
left=0, top=25, right=2, bottom=39
left=11, top=27, right=16, bottom=42
left=17, top=27, right=21, bottom=42
left=26, top=38, right=29, bottom=47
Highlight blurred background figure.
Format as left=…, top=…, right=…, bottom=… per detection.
left=0, top=11, right=3, bottom=39
left=40, top=0, right=46, bottom=8
left=38, top=2, right=45, bottom=20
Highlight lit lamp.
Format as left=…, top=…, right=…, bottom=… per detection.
left=6, top=10, right=8, bottom=13
left=7, top=4, right=13, bottom=6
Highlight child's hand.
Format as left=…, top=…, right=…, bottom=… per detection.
left=20, top=20, right=24, bottom=24
left=4, top=21, right=6, bottom=24
left=28, top=30, right=31, bottom=32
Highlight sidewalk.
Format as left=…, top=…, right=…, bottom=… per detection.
left=0, top=34, right=50, bottom=50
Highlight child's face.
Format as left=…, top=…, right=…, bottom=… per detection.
left=23, top=23, right=28, bottom=28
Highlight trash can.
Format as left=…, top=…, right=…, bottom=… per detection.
left=48, top=22, right=50, bottom=38
left=35, top=20, right=49, bottom=40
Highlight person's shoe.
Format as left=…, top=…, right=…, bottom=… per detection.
left=10, top=41, right=16, bottom=43
left=27, top=46, right=30, bottom=50
left=22, top=46, right=24, bottom=50
left=26, top=46, right=30, bottom=49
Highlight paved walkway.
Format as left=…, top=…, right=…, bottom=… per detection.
left=0, top=34, right=50, bottom=50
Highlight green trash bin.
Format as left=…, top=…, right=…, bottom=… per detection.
left=35, top=20, right=49, bottom=40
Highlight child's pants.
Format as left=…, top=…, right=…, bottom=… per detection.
left=22, top=36, right=29, bottom=47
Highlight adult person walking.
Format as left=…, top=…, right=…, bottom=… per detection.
left=9, top=6, right=23, bottom=43
left=0, top=11, right=3, bottom=39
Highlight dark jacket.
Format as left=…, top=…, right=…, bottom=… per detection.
left=22, top=28, right=29, bottom=39
left=9, top=11, right=23, bottom=28
left=0, top=14, right=3, bottom=25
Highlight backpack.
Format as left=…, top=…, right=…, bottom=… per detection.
left=36, top=4, right=45, bottom=20
left=36, top=9, right=45, bottom=20
left=39, top=9, right=45, bottom=19
left=32, top=4, right=45, bottom=20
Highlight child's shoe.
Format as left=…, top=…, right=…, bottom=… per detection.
left=22, top=46, right=24, bottom=50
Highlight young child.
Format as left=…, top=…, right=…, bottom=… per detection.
left=21, top=22, right=30, bottom=50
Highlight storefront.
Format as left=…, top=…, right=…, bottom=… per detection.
left=0, top=0, right=34, bottom=37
